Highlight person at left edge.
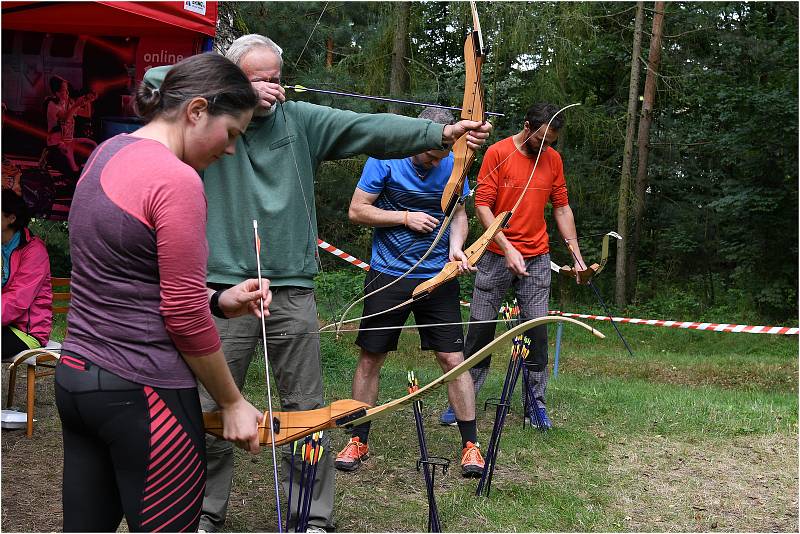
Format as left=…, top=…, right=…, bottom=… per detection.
left=1, top=188, right=52, bottom=361
left=143, top=34, right=492, bottom=533
left=55, top=53, right=267, bottom=533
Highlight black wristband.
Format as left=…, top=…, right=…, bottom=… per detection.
left=210, top=290, right=227, bottom=319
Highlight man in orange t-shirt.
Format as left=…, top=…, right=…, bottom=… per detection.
left=440, top=103, right=587, bottom=430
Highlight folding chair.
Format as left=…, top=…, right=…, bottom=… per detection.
left=4, top=277, right=70, bottom=437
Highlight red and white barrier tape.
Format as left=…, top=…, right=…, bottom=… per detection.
left=317, top=239, right=370, bottom=271
left=317, top=238, right=471, bottom=307
left=548, top=311, right=798, bottom=335
left=317, top=238, right=798, bottom=335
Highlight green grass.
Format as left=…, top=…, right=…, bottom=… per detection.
left=229, top=316, right=797, bottom=532
left=46, top=287, right=798, bottom=531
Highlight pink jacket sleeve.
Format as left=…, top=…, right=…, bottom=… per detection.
left=2, top=237, right=52, bottom=331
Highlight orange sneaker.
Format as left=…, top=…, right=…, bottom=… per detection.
left=461, top=441, right=484, bottom=478
left=335, top=437, right=369, bottom=472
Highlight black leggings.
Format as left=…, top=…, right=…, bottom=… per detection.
left=2, top=325, right=36, bottom=361
left=55, top=353, right=206, bottom=532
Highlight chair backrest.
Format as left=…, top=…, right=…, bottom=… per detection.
left=51, top=277, right=70, bottom=314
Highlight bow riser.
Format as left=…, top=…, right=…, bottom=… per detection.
left=411, top=210, right=511, bottom=297
left=204, top=399, right=369, bottom=446
left=559, top=232, right=620, bottom=284
left=560, top=263, right=600, bottom=284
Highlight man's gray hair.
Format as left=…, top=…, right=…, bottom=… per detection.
left=226, top=34, right=284, bottom=68
left=417, top=106, right=455, bottom=125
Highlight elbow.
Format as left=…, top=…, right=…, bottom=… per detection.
left=553, top=204, right=570, bottom=217
left=348, top=206, right=361, bottom=224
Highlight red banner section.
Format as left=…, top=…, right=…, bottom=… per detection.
left=2, top=2, right=217, bottom=37
left=2, top=1, right=218, bottom=219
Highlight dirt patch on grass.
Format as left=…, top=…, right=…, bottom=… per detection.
left=1, top=366, right=64, bottom=533
left=563, top=355, right=798, bottom=392
left=606, top=434, right=798, bottom=532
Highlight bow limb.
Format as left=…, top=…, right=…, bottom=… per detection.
left=343, top=315, right=605, bottom=428
left=333, top=207, right=458, bottom=333
left=329, top=210, right=511, bottom=334
left=412, top=210, right=511, bottom=298
left=440, top=2, right=485, bottom=213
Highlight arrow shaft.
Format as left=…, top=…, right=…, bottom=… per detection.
left=285, top=85, right=504, bottom=117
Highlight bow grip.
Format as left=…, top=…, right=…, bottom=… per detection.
left=559, top=263, right=600, bottom=285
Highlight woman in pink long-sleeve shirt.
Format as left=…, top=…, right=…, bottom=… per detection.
left=55, top=53, right=269, bottom=533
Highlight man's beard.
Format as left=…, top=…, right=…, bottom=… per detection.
left=254, top=105, right=278, bottom=118
left=524, top=138, right=545, bottom=156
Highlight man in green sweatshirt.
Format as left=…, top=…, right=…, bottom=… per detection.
left=144, top=34, right=491, bottom=533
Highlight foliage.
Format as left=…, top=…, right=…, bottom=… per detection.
left=29, top=219, right=71, bottom=277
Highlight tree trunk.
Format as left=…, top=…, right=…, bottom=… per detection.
left=388, top=2, right=411, bottom=114
left=326, top=36, right=334, bottom=68
left=628, top=1, right=665, bottom=300
left=614, top=1, right=645, bottom=307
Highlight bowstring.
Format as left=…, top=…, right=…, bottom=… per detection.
left=294, top=1, right=329, bottom=70
left=277, top=101, right=342, bottom=323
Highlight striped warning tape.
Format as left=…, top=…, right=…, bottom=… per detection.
left=548, top=311, right=798, bottom=335
left=317, top=239, right=370, bottom=271
left=316, top=238, right=798, bottom=335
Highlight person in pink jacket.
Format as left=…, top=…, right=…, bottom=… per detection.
left=2, top=188, right=53, bottom=360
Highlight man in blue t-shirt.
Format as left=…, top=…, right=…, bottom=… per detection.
left=335, top=108, right=485, bottom=478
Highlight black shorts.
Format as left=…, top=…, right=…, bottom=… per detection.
left=355, top=269, right=464, bottom=353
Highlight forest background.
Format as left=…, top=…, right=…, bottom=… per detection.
left=39, top=1, right=798, bottom=323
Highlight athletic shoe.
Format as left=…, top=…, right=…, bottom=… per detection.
left=525, top=407, right=553, bottom=430
left=439, top=405, right=457, bottom=426
left=334, top=437, right=369, bottom=472
left=305, top=527, right=327, bottom=533
left=461, top=441, right=484, bottom=478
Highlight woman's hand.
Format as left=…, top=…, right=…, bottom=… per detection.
left=220, top=396, right=263, bottom=453
left=218, top=278, right=272, bottom=318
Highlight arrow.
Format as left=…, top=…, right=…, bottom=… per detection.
left=285, top=84, right=505, bottom=117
